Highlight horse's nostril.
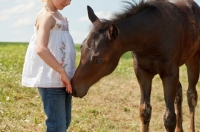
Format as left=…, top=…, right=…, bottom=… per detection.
left=71, top=88, right=76, bottom=96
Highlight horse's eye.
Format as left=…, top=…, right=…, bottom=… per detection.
left=80, top=45, right=83, bottom=49
left=93, top=57, right=103, bottom=64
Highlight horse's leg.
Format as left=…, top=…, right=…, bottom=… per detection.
left=160, top=66, right=179, bottom=132
left=174, top=82, right=183, bottom=132
left=185, top=56, right=199, bottom=132
left=133, top=60, right=153, bottom=132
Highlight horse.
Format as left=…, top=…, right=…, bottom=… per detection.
left=71, top=0, right=200, bottom=131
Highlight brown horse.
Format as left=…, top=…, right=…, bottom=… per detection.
left=71, top=0, right=200, bottom=131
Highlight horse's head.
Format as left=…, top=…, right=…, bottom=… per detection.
left=71, top=6, right=123, bottom=98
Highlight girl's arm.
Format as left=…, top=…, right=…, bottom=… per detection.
left=36, top=12, right=72, bottom=93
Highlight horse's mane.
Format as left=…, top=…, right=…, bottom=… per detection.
left=111, top=0, right=150, bottom=23
left=97, top=1, right=151, bottom=26
left=95, top=0, right=193, bottom=29
left=92, top=0, right=157, bottom=31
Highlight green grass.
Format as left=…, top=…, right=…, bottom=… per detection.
left=0, top=42, right=200, bottom=132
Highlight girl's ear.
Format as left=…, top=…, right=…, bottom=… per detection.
left=107, top=24, right=119, bottom=41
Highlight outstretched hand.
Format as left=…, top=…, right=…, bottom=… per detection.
left=60, top=72, right=72, bottom=94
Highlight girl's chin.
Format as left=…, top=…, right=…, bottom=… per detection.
left=57, top=6, right=65, bottom=10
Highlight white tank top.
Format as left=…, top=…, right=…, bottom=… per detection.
left=22, top=12, right=76, bottom=88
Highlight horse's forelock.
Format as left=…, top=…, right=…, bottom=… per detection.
left=89, top=19, right=112, bottom=36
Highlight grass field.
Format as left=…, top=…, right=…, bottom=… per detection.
left=0, top=42, right=200, bottom=132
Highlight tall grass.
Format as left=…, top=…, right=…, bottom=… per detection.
left=0, top=42, right=199, bottom=132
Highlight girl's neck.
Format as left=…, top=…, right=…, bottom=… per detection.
left=45, top=0, right=58, bottom=13
left=44, top=5, right=58, bottom=14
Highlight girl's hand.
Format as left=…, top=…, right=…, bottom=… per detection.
left=60, top=72, right=72, bottom=94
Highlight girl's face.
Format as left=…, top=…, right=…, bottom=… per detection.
left=52, top=0, right=71, bottom=10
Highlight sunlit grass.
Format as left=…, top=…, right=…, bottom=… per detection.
left=0, top=42, right=200, bottom=131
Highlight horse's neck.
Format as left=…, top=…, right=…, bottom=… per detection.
left=117, top=8, right=161, bottom=54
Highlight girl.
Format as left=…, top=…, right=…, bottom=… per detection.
left=22, top=0, right=76, bottom=131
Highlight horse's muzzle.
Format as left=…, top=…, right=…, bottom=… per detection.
left=71, top=88, right=77, bottom=97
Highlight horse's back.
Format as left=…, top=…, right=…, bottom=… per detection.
left=135, top=0, right=200, bottom=66
left=151, top=0, right=200, bottom=65
left=176, top=0, right=200, bottom=64
left=162, top=0, right=200, bottom=65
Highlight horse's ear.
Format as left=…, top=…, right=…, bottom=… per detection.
left=87, top=5, right=100, bottom=26
left=108, top=24, right=119, bottom=41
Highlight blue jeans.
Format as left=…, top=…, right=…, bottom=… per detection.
left=38, top=87, right=72, bottom=132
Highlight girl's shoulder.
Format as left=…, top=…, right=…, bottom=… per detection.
left=38, top=11, right=54, bottom=21
left=35, top=10, right=56, bottom=30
